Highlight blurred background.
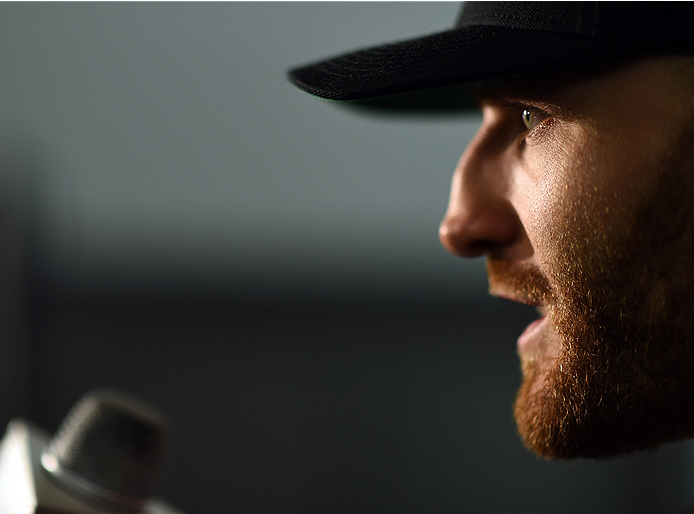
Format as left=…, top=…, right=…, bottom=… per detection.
left=1, top=2, right=693, bottom=513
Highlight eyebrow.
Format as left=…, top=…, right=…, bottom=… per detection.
left=474, top=57, right=622, bottom=107
left=475, top=79, right=520, bottom=103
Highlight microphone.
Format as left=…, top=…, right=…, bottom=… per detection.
left=0, top=389, right=183, bottom=513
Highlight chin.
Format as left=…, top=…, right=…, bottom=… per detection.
left=513, top=334, right=694, bottom=460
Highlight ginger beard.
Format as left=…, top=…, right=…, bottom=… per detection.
left=490, top=117, right=694, bottom=460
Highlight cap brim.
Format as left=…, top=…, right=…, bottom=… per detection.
left=288, top=24, right=640, bottom=114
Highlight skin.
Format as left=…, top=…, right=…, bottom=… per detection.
left=439, top=56, right=694, bottom=459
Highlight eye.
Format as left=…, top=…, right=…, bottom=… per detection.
left=521, top=107, right=547, bottom=131
left=521, top=108, right=537, bottom=130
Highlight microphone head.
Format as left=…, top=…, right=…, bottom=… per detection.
left=40, top=389, right=170, bottom=512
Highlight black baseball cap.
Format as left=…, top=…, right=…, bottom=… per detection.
left=288, top=2, right=694, bottom=113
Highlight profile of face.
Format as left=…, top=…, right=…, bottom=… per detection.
left=439, top=56, right=694, bottom=459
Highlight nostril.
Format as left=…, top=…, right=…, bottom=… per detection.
left=440, top=231, right=499, bottom=258
left=466, top=239, right=503, bottom=256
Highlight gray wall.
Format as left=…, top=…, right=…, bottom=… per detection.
left=0, top=2, right=481, bottom=295
left=1, top=3, right=694, bottom=513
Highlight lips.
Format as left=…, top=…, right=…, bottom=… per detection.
left=493, top=291, right=546, bottom=316
left=517, top=316, right=549, bottom=355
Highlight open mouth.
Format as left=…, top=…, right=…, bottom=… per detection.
left=492, top=292, right=550, bottom=354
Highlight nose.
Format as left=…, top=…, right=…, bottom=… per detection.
left=439, top=131, right=522, bottom=258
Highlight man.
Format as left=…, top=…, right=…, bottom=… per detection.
left=288, top=3, right=694, bottom=461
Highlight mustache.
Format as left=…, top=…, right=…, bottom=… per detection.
left=486, top=258, right=554, bottom=307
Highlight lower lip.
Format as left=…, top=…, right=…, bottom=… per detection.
left=517, top=316, right=548, bottom=354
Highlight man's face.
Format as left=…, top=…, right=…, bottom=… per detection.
left=439, top=57, right=694, bottom=459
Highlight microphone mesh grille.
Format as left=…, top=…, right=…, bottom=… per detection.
left=44, top=389, right=169, bottom=506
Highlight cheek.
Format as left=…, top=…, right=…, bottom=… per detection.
left=513, top=126, right=598, bottom=267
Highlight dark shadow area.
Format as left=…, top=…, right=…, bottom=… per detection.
left=22, top=282, right=694, bottom=514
